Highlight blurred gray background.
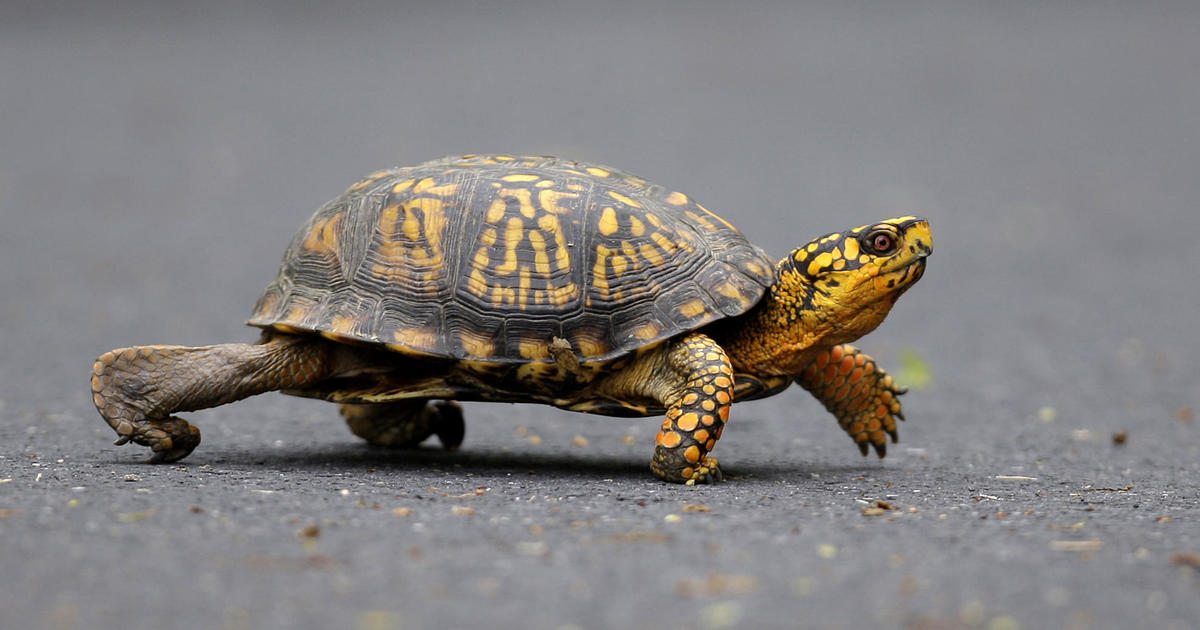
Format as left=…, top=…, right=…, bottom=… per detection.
left=2, top=2, right=1197, bottom=629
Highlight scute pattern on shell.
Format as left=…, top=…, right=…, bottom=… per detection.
left=249, top=155, right=775, bottom=363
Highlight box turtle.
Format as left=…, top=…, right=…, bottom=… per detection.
left=91, top=155, right=932, bottom=484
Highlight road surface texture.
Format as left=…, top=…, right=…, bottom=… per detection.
left=2, top=2, right=1197, bottom=629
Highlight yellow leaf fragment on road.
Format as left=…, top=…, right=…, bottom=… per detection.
left=895, top=348, right=932, bottom=390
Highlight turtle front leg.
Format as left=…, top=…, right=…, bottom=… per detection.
left=339, top=400, right=465, bottom=450
left=642, top=333, right=735, bottom=485
left=794, top=344, right=905, bottom=457
left=90, top=335, right=332, bottom=462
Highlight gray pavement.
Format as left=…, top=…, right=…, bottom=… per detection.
left=2, top=2, right=1198, bottom=629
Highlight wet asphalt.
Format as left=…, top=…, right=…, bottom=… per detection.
left=1, top=2, right=1198, bottom=629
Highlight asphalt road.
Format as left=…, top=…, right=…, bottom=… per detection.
left=2, top=2, right=1198, bottom=629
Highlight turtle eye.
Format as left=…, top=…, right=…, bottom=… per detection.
left=863, top=230, right=898, bottom=255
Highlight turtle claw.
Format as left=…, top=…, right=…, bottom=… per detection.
left=106, top=412, right=201, bottom=462
left=852, top=432, right=894, bottom=459
left=682, top=456, right=724, bottom=485
left=700, top=462, right=725, bottom=484
left=651, top=451, right=725, bottom=485
left=134, top=417, right=201, bottom=464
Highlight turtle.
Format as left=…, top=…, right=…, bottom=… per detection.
left=91, top=154, right=932, bottom=484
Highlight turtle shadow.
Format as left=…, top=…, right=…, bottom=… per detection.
left=244, top=444, right=652, bottom=482
left=161, top=442, right=892, bottom=485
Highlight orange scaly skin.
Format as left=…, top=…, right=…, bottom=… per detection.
left=794, top=344, right=906, bottom=457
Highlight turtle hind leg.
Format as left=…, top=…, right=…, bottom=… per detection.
left=339, top=400, right=464, bottom=451
left=91, top=335, right=332, bottom=462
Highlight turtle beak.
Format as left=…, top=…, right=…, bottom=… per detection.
left=903, top=219, right=933, bottom=259
left=885, top=218, right=932, bottom=276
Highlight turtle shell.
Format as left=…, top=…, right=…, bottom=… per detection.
left=248, top=155, right=775, bottom=364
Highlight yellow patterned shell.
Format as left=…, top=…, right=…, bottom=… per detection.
left=249, top=155, right=775, bottom=364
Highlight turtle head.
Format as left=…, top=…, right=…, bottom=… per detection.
left=772, top=216, right=932, bottom=349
